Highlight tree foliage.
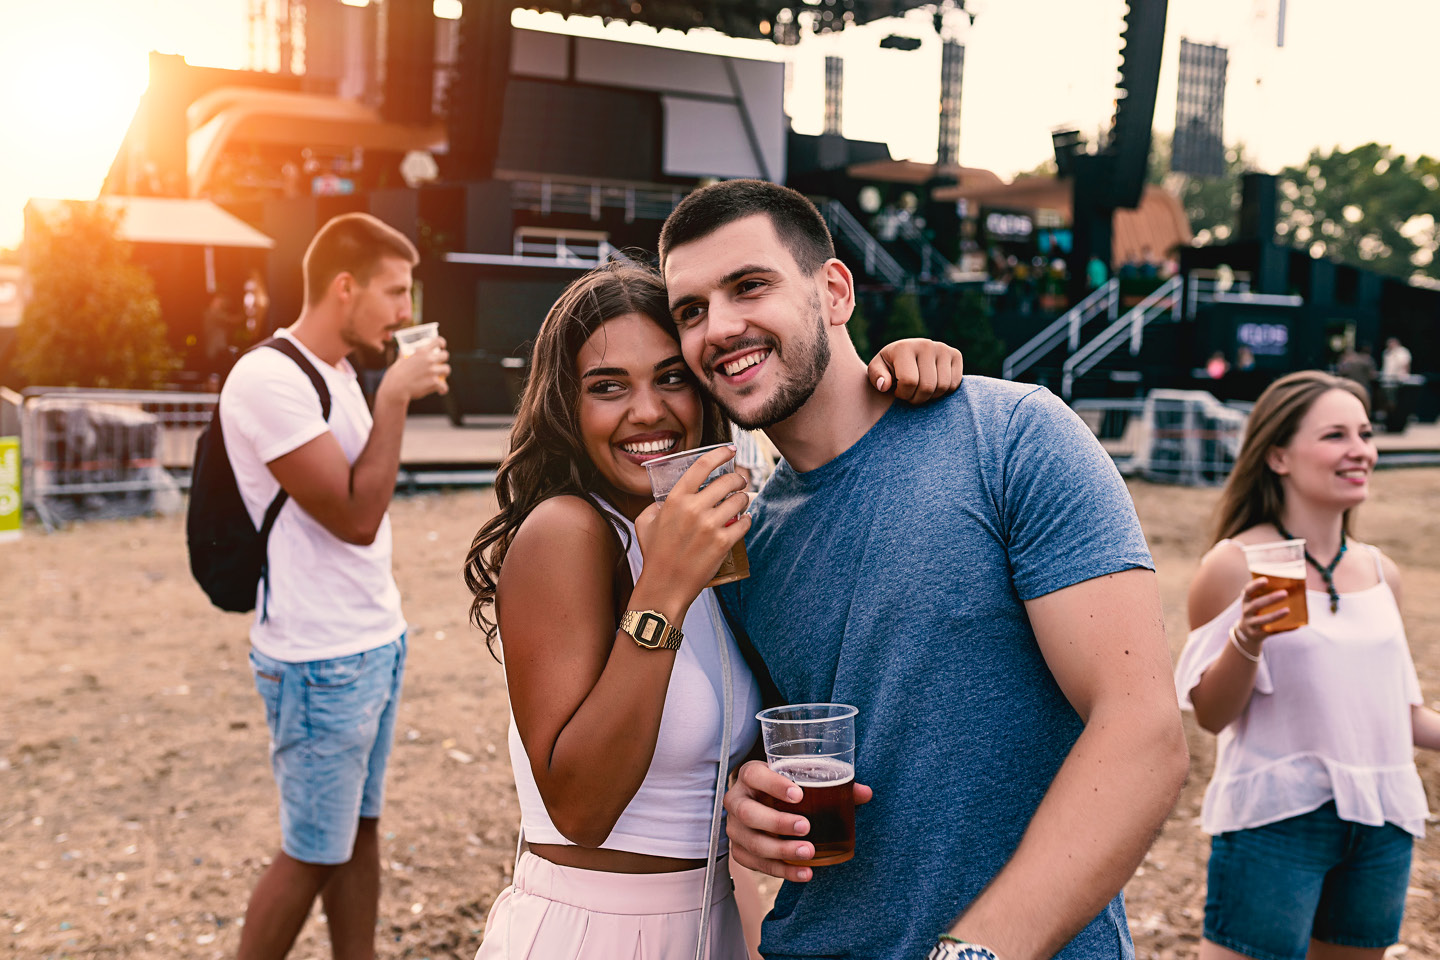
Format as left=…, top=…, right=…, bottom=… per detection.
left=1149, top=133, right=1247, bottom=246
left=16, top=202, right=177, bottom=389
left=1276, top=143, right=1440, bottom=282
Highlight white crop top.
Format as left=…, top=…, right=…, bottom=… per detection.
left=504, top=504, right=763, bottom=859
left=1175, top=543, right=1429, bottom=838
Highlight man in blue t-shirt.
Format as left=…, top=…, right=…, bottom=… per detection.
left=659, top=181, right=1188, bottom=960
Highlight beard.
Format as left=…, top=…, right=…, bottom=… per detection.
left=710, top=293, right=831, bottom=430
left=339, top=304, right=386, bottom=362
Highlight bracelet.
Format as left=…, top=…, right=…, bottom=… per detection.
left=1228, top=623, right=1262, bottom=663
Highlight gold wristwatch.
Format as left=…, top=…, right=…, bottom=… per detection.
left=620, top=609, right=684, bottom=651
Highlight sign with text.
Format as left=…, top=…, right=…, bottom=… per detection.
left=0, top=436, right=20, bottom=541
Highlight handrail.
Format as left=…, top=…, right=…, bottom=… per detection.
left=821, top=201, right=907, bottom=287
left=895, top=219, right=955, bottom=282
left=509, top=177, right=687, bottom=223
left=1001, top=279, right=1118, bottom=381
left=1062, top=275, right=1182, bottom=399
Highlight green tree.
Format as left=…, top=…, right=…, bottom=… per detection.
left=16, top=202, right=176, bottom=388
left=846, top=296, right=872, bottom=361
left=935, top=289, right=1006, bottom=376
left=1276, top=143, right=1440, bottom=282
left=878, top=290, right=927, bottom=346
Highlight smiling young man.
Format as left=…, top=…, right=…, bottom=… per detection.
left=220, top=212, right=450, bottom=960
left=658, top=180, right=1189, bottom=960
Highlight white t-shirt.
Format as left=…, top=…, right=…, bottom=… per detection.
left=505, top=501, right=762, bottom=858
left=1382, top=344, right=1412, bottom=380
left=219, top=329, right=406, bottom=662
left=1175, top=543, right=1429, bottom=838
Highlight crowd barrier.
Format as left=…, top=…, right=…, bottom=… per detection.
left=1074, top=391, right=1249, bottom=487
left=19, top=388, right=215, bottom=531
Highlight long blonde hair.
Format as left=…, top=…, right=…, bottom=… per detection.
left=1211, top=370, right=1370, bottom=544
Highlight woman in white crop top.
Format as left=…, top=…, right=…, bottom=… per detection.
left=462, top=261, right=961, bottom=960
left=1177, top=371, right=1440, bottom=960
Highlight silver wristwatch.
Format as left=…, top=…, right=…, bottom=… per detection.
left=927, top=940, right=1000, bottom=960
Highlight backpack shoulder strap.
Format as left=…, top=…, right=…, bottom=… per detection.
left=260, top=336, right=332, bottom=421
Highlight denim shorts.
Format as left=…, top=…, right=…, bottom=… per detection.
left=249, top=635, right=407, bottom=865
left=1205, top=801, right=1413, bottom=960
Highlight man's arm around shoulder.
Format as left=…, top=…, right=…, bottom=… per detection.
left=267, top=342, right=448, bottom=545
left=947, top=567, right=1189, bottom=960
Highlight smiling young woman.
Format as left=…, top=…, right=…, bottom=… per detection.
left=1176, top=371, right=1440, bottom=960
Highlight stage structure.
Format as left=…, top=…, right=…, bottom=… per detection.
left=1172, top=39, right=1227, bottom=179
left=936, top=41, right=964, bottom=167
left=1054, top=0, right=1169, bottom=301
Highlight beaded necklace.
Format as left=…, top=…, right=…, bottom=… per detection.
left=1274, top=522, right=1347, bottom=614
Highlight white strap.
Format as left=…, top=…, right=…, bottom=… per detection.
left=696, top=589, right=734, bottom=960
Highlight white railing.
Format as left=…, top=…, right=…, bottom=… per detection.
left=1002, top=279, right=1119, bottom=381
left=821, top=201, right=907, bottom=287
left=509, top=178, right=686, bottom=223
left=20, top=387, right=215, bottom=531
left=1061, top=275, right=1182, bottom=399
left=445, top=236, right=624, bottom=270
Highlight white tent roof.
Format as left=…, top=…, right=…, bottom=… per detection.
left=27, top=196, right=274, bottom=249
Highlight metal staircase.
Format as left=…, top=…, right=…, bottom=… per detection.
left=820, top=200, right=907, bottom=287
left=1061, top=275, right=1182, bottom=399
left=1001, top=279, right=1119, bottom=382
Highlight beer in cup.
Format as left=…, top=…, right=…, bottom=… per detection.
left=1241, top=539, right=1309, bottom=632
left=642, top=442, right=750, bottom=587
left=392, top=322, right=445, bottom=390
left=756, top=703, right=857, bottom=867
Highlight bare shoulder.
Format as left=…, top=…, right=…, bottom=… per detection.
left=1187, top=536, right=1252, bottom=630
left=507, top=495, right=621, bottom=569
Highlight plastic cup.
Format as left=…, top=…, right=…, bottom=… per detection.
left=756, top=703, right=858, bottom=867
left=393, top=321, right=439, bottom=358
left=642, top=442, right=749, bottom=587
left=1241, top=539, right=1308, bottom=632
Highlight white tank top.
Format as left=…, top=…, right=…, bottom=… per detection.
left=1175, top=543, right=1429, bottom=837
left=504, top=504, right=762, bottom=858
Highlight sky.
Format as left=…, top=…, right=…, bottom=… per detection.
left=0, top=0, right=1437, bottom=250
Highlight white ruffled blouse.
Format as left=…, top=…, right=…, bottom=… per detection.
left=1174, top=543, right=1430, bottom=838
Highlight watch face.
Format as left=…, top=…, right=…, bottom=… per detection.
left=633, top=611, right=668, bottom=647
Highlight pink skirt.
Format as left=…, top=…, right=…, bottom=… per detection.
left=475, top=851, right=748, bottom=960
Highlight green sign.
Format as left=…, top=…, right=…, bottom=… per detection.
left=0, top=437, right=19, bottom=541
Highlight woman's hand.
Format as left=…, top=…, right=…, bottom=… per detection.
left=633, top=445, right=751, bottom=614
left=868, top=339, right=963, bottom=403
left=1234, top=575, right=1293, bottom=651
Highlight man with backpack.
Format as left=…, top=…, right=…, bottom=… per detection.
left=217, top=213, right=448, bottom=959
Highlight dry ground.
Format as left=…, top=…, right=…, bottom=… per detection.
left=2, top=472, right=1439, bottom=959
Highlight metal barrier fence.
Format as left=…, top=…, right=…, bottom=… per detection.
left=1073, top=391, right=1250, bottom=486
left=19, top=387, right=216, bottom=531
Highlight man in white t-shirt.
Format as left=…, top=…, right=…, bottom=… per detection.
left=222, top=213, right=449, bottom=960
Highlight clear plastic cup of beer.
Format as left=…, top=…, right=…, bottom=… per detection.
left=642, top=442, right=750, bottom=587
left=1241, top=539, right=1309, bottom=632
left=392, top=321, right=439, bottom=358
left=756, top=703, right=858, bottom=867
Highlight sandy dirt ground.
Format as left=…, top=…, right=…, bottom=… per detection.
left=2, top=472, right=1439, bottom=960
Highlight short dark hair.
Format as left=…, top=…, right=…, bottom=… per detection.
left=302, top=213, right=419, bottom=306
left=659, top=179, right=835, bottom=276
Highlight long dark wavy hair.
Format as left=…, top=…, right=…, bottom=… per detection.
left=1211, top=370, right=1370, bottom=544
left=464, top=260, right=730, bottom=658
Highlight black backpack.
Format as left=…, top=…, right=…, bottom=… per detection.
left=187, top=338, right=331, bottom=617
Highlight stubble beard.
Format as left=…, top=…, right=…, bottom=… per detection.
left=712, top=294, right=831, bottom=430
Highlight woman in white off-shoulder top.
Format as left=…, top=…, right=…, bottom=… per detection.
left=1177, top=370, right=1440, bottom=960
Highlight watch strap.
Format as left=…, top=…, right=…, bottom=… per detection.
left=620, top=609, right=684, bottom=650
left=927, top=940, right=1000, bottom=960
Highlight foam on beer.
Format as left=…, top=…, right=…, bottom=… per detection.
left=770, top=756, right=854, bottom=787
left=1249, top=562, right=1305, bottom=580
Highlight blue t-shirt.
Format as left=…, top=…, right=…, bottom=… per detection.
left=721, top=377, right=1153, bottom=960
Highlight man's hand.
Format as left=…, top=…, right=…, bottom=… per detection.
left=869, top=339, right=963, bottom=402
left=379, top=337, right=451, bottom=403
left=724, top=760, right=873, bottom=883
